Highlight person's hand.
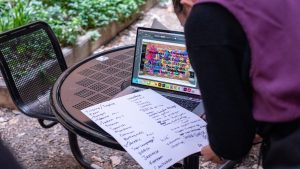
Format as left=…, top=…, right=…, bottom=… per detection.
left=201, top=145, right=226, bottom=164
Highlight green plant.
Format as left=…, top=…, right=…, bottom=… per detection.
left=1, top=0, right=147, bottom=46
left=89, top=30, right=101, bottom=42
left=12, top=0, right=32, bottom=27
left=0, top=1, right=9, bottom=32
left=0, top=0, right=32, bottom=32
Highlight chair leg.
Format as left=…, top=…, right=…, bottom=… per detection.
left=68, top=131, right=95, bottom=169
left=38, top=119, right=57, bottom=128
left=183, top=153, right=199, bottom=169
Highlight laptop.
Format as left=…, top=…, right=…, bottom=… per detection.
left=114, top=27, right=204, bottom=116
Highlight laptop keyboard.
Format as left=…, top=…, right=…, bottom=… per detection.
left=165, top=96, right=199, bottom=111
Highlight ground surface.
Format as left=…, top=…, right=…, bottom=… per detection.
left=0, top=1, right=262, bottom=169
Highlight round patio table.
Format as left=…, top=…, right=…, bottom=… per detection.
left=51, top=45, right=237, bottom=169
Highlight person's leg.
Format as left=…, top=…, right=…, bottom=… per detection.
left=0, top=140, right=23, bottom=169
left=262, top=124, right=300, bottom=169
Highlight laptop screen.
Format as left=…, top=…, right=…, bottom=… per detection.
left=132, top=27, right=201, bottom=96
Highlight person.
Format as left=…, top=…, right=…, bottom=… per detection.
left=0, top=140, right=23, bottom=169
left=172, top=0, right=300, bottom=168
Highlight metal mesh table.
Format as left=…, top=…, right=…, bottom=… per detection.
left=51, top=44, right=236, bottom=169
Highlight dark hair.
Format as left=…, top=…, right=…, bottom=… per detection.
left=172, top=0, right=184, bottom=13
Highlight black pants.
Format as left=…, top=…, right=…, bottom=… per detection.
left=259, top=119, right=300, bottom=169
left=0, top=140, right=23, bottom=169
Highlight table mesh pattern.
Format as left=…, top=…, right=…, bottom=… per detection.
left=0, top=29, right=63, bottom=115
left=102, top=67, right=120, bottom=74
left=73, top=101, right=93, bottom=110
left=76, top=78, right=96, bottom=87
left=126, top=67, right=133, bottom=71
left=114, top=62, right=131, bottom=69
left=113, top=54, right=129, bottom=61
left=125, top=50, right=135, bottom=56
left=90, top=63, right=108, bottom=71
left=78, top=69, right=96, bottom=76
left=71, top=51, right=133, bottom=111
left=115, top=71, right=131, bottom=79
left=88, top=82, right=108, bottom=92
left=74, top=89, right=95, bottom=98
left=102, top=87, right=121, bottom=96
left=101, top=59, right=119, bottom=66
left=89, top=72, right=107, bottom=81
left=87, top=94, right=109, bottom=104
left=124, top=58, right=134, bottom=64
left=115, top=80, right=127, bottom=88
left=102, top=76, right=121, bottom=84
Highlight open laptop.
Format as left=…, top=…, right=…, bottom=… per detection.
left=115, top=27, right=204, bottom=116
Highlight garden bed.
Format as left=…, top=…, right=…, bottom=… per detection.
left=63, top=0, right=157, bottom=66
left=0, top=0, right=158, bottom=109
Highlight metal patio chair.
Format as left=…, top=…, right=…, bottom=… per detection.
left=0, top=21, right=67, bottom=127
left=0, top=21, right=93, bottom=168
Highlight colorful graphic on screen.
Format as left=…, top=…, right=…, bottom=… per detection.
left=144, top=43, right=191, bottom=79
left=137, top=40, right=196, bottom=89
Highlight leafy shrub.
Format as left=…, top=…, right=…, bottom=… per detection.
left=0, top=0, right=147, bottom=46
left=0, top=0, right=33, bottom=32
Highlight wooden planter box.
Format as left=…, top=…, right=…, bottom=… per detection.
left=0, top=0, right=158, bottom=109
left=0, top=78, right=17, bottom=109
left=63, top=0, right=158, bottom=66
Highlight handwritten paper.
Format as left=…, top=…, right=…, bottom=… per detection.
left=82, top=89, right=208, bottom=169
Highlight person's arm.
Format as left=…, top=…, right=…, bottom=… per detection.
left=185, top=3, right=255, bottom=160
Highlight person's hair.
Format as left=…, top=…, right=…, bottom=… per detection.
left=172, top=0, right=184, bottom=13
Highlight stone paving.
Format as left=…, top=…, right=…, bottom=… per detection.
left=0, top=1, right=261, bottom=169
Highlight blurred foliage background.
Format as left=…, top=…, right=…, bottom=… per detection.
left=0, top=0, right=146, bottom=46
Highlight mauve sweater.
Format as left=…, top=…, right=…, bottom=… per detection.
left=187, top=0, right=300, bottom=159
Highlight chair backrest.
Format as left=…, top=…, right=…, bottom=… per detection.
left=0, top=21, right=67, bottom=120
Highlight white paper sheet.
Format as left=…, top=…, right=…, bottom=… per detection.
left=82, top=89, right=208, bottom=169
